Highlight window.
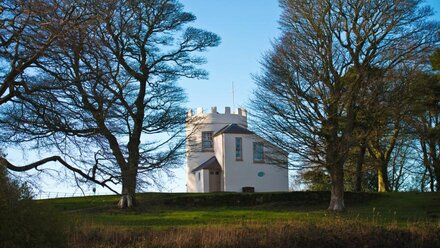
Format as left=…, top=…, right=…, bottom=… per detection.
left=198, top=172, right=201, bottom=181
left=235, top=137, right=242, bottom=160
left=202, top=131, right=213, bottom=150
left=253, top=142, right=264, bottom=162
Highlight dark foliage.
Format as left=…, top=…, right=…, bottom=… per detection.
left=0, top=167, right=68, bottom=248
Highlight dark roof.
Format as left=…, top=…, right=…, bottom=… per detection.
left=213, top=124, right=254, bottom=137
left=192, top=156, right=221, bottom=173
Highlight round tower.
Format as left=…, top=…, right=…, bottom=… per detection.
left=186, top=106, right=247, bottom=192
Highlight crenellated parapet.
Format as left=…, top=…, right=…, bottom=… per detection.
left=187, top=106, right=247, bottom=118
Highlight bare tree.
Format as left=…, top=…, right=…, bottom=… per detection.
left=408, top=63, right=440, bottom=192
left=364, top=68, right=413, bottom=192
left=1, top=0, right=219, bottom=208
left=251, top=0, right=439, bottom=211
left=0, top=0, right=87, bottom=104
left=0, top=0, right=115, bottom=191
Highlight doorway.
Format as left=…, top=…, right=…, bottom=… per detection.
left=209, top=170, right=221, bottom=192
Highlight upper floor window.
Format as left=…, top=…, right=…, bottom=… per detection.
left=235, top=137, right=242, bottom=161
left=202, top=131, right=213, bottom=150
left=253, top=142, right=264, bottom=162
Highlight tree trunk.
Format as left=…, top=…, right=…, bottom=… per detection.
left=421, top=167, right=427, bottom=192
left=429, top=141, right=440, bottom=192
left=420, top=140, right=435, bottom=192
left=429, top=173, right=435, bottom=192
left=325, top=106, right=348, bottom=211
left=434, top=162, right=440, bottom=192
left=377, top=161, right=389, bottom=192
left=328, top=164, right=345, bottom=211
left=326, top=136, right=345, bottom=211
left=425, top=165, right=435, bottom=192
left=117, top=168, right=137, bottom=208
left=354, top=142, right=367, bottom=192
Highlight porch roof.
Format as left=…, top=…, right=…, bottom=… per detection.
left=192, top=156, right=221, bottom=173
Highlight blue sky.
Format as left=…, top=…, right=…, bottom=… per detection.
left=180, top=0, right=440, bottom=113
left=179, top=0, right=282, bottom=112
left=8, top=0, right=440, bottom=195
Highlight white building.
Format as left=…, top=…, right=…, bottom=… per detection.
left=186, top=106, right=288, bottom=193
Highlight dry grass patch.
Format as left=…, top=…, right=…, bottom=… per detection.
left=69, top=219, right=440, bottom=248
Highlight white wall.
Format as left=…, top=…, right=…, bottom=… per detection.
left=195, top=171, right=202, bottom=192
left=223, top=134, right=288, bottom=192
left=194, top=169, right=210, bottom=192
left=186, top=107, right=247, bottom=192
left=202, top=170, right=210, bottom=192
left=213, top=135, right=225, bottom=191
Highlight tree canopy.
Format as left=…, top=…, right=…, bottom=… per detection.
left=0, top=0, right=220, bottom=208
left=251, top=0, right=439, bottom=211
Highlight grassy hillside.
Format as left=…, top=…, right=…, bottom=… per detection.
left=39, top=192, right=440, bottom=247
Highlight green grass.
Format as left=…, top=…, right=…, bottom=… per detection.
left=347, top=192, right=440, bottom=222
left=37, top=192, right=440, bottom=247
left=38, top=191, right=440, bottom=228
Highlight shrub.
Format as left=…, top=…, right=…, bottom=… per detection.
left=0, top=166, right=68, bottom=248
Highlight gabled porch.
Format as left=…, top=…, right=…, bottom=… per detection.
left=192, top=156, right=223, bottom=192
